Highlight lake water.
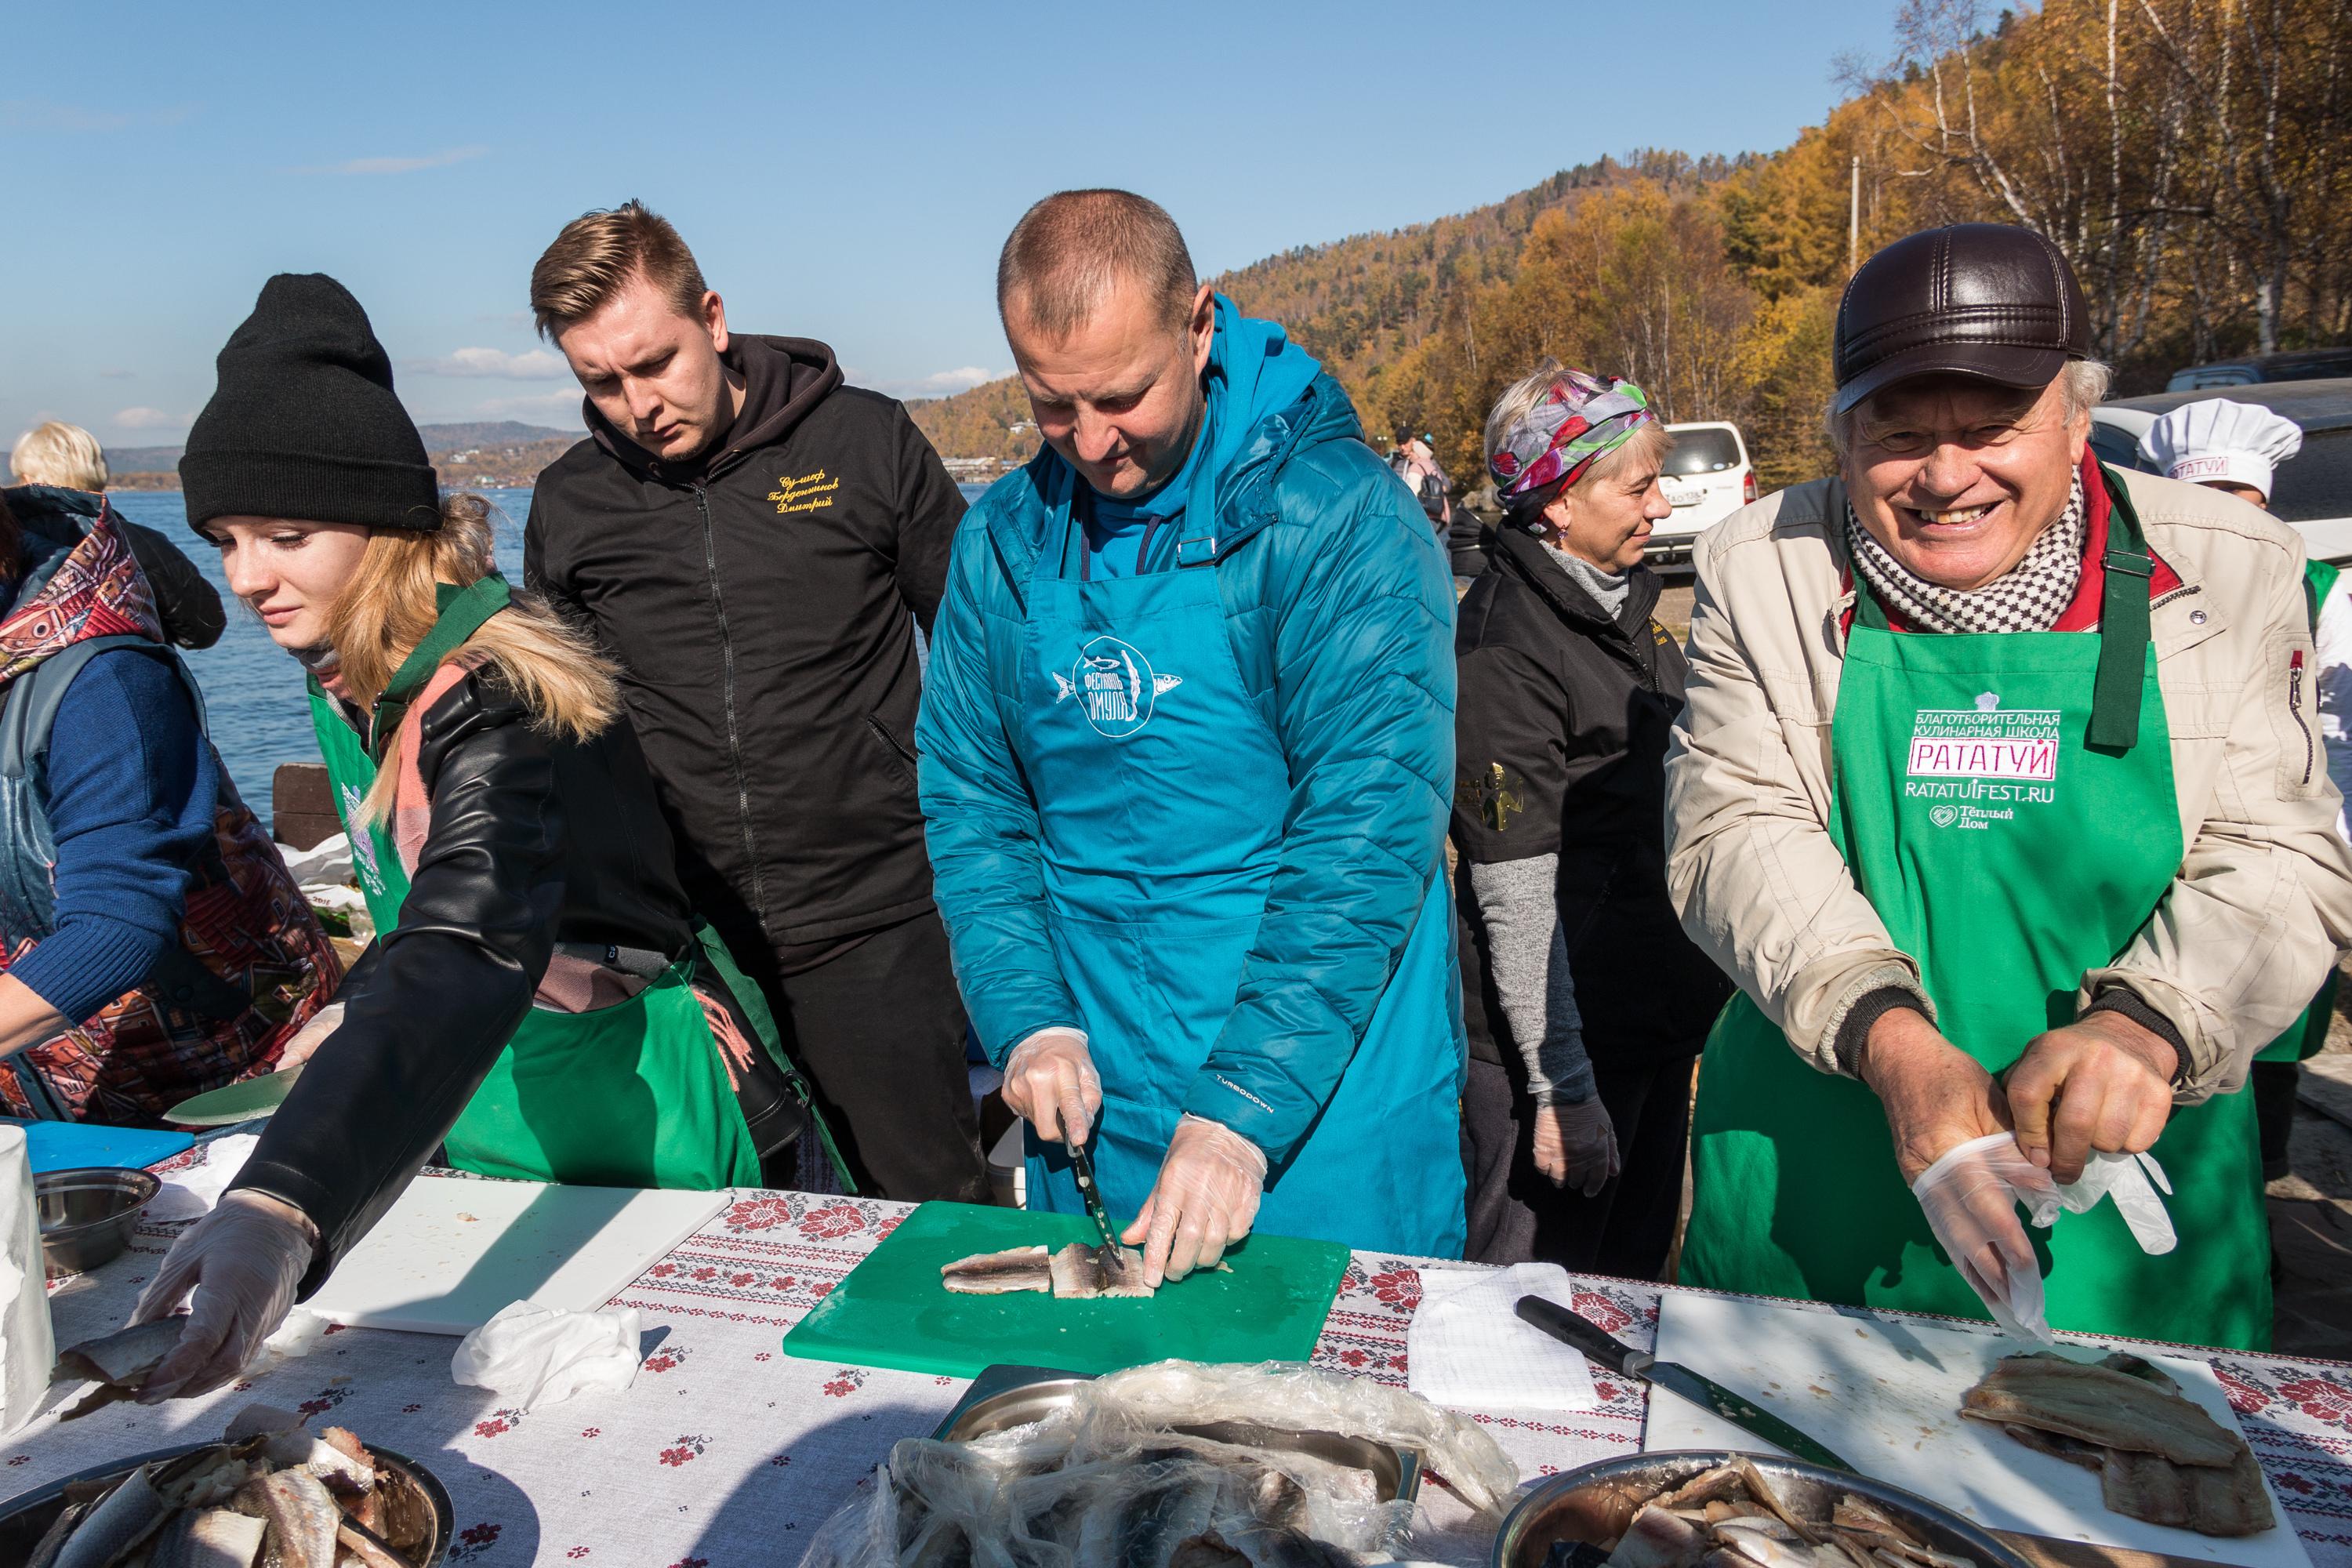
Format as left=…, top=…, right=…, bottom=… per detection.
left=103, top=485, right=989, bottom=829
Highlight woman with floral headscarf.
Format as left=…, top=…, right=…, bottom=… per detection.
left=1449, top=361, right=1731, bottom=1274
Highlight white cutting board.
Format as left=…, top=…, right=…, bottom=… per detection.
left=302, top=1175, right=728, bottom=1336
left=1646, top=1294, right=2308, bottom=1566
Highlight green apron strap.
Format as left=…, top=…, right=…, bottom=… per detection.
left=2304, top=558, right=2340, bottom=637
left=2089, top=466, right=2153, bottom=753
left=368, top=575, right=513, bottom=760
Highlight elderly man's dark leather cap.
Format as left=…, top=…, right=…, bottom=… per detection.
left=1833, top=223, right=2089, bottom=413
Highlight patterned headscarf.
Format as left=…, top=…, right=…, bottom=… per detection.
left=1488, top=369, right=1657, bottom=510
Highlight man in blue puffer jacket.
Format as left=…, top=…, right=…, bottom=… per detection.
left=917, top=190, right=1467, bottom=1283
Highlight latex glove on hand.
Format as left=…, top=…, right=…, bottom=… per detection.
left=272, top=1000, right=343, bottom=1070
left=1531, top=1095, right=1619, bottom=1197
left=1123, top=1115, right=1268, bottom=1287
left=131, top=1189, right=319, bottom=1401
left=1910, top=1132, right=2061, bottom=1339
left=1000, top=1028, right=1102, bottom=1145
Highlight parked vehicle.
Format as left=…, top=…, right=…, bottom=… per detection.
left=2092, top=379, right=2352, bottom=561
left=1650, top=421, right=1756, bottom=563
left=2165, top=348, right=2352, bottom=391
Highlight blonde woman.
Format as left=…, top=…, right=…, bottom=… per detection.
left=129, top=274, right=804, bottom=1399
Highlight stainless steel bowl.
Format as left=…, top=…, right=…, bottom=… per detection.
left=35, top=1167, right=161, bottom=1279
left=1491, top=1450, right=2028, bottom=1568
left=0, top=1442, right=452, bottom=1566
left=935, top=1363, right=1423, bottom=1505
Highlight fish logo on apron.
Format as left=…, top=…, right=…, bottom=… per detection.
left=1050, top=635, right=1183, bottom=738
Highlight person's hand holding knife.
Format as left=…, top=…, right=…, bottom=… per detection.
left=1001, top=1026, right=1101, bottom=1144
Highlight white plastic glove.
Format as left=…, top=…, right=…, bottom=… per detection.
left=1531, top=1096, right=1619, bottom=1197
left=131, top=1189, right=320, bottom=1400
left=1910, top=1132, right=2060, bottom=1341
left=271, top=1001, right=343, bottom=1069
left=2055, top=1147, right=2177, bottom=1255
left=1000, top=1027, right=1102, bottom=1145
left=1123, top=1115, right=1268, bottom=1287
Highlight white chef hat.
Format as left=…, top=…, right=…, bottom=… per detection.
left=2139, top=399, right=2303, bottom=502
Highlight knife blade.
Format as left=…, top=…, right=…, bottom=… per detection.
left=1068, top=1138, right=1120, bottom=1253
left=1515, top=1295, right=1857, bottom=1473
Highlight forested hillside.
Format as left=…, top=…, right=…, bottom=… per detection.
left=915, top=0, right=2351, bottom=493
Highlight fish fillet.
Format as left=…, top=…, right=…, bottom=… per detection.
left=1048, top=1243, right=1155, bottom=1300
left=51, top=1318, right=191, bottom=1418
left=1958, top=1352, right=2239, bottom=1468
left=941, top=1245, right=1052, bottom=1294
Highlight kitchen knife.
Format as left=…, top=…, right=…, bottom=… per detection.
left=1069, top=1138, right=1121, bottom=1253
left=1515, top=1295, right=1858, bottom=1473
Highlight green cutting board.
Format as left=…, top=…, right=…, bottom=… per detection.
left=781, top=1202, right=1350, bottom=1379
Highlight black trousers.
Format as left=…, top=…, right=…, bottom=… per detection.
left=1460, top=1047, right=1699, bottom=1279
left=713, top=906, right=989, bottom=1203
left=2252, top=1060, right=2300, bottom=1185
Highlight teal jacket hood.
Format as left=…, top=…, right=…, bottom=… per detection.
left=981, top=295, right=1358, bottom=588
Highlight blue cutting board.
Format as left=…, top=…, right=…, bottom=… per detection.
left=5, top=1120, right=193, bottom=1174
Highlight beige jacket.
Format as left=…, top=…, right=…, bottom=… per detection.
left=1663, top=468, right=2352, bottom=1100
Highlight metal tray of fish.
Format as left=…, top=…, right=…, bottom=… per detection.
left=0, top=1442, right=452, bottom=1568
left=932, top=1363, right=1422, bottom=1507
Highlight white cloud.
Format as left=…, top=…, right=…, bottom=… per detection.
left=114, top=406, right=183, bottom=430
left=296, top=146, right=486, bottom=176
left=405, top=347, right=570, bottom=380
left=858, top=365, right=1009, bottom=398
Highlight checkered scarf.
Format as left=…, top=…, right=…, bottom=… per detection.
left=1844, top=474, right=2086, bottom=634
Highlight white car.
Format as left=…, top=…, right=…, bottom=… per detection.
left=2090, top=379, right=2352, bottom=564
left=1651, top=422, right=1757, bottom=563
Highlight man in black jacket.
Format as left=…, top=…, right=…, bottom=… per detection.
left=523, top=201, right=988, bottom=1201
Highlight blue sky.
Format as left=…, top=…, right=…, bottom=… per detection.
left=3, top=1, right=1895, bottom=450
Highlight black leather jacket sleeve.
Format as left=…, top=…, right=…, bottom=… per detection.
left=123, top=521, right=228, bottom=651
left=229, top=670, right=566, bottom=1296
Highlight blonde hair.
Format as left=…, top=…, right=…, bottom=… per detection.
left=330, top=494, right=621, bottom=824
left=9, top=422, right=109, bottom=491
left=531, top=199, right=707, bottom=340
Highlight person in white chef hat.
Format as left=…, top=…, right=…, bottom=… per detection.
left=2141, top=397, right=2349, bottom=1190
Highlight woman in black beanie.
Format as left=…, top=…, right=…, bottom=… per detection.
left=125, top=274, right=808, bottom=1400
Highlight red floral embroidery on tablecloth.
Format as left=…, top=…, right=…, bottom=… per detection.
left=2276, top=1375, right=2352, bottom=1425
left=810, top=1280, right=834, bottom=1299
left=644, top=1345, right=692, bottom=1374
left=566, top=1548, right=589, bottom=1559
left=2212, top=1365, right=2270, bottom=1416
left=771, top=1454, right=792, bottom=1467
left=5, top=1456, right=26, bottom=1467
left=2274, top=1469, right=2318, bottom=1496
left=402, top=1404, right=422, bottom=1414
left=722, top=1194, right=799, bottom=1233
left=659, top=1433, right=709, bottom=1467
left=874, top=1210, right=904, bottom=1240
left=1338, top=1259, right=1368, bottom=1295
left=648, top=1262, right=678, bottom=1278
left=823, top=1367, right=869, bottom=1398
left=474, top=1408, right=525, bottom=1439
left=447, top=1522, right=502, bottom=1563
left=754, top=1352, right=772, bottom=1361
left=581, top=1428, right=601, bottom=1439
left=1366, top=1269, right=1420, bottom=1313
left=1570, top=1289, right=1634, bottom=1334
left=799, top=1203, right=866, bottom=1240
left=766, top=1275, right=797, bottom=1292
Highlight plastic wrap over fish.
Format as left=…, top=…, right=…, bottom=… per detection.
left=796, top=1361, right=1513, bottom=1567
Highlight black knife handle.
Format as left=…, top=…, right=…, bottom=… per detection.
left=1515, top=1295, right=1645, bottom=1377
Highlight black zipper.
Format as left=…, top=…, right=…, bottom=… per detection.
left=698, top=483, right=770, bottom=931
left=2291, top=648, right=2316, bottom=786
left=865, top=713, right=917, bottom=774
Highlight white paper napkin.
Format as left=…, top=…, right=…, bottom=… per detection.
left=147, top=1133, right=260, bottom=1222
left=1406, top=1262, right=1600, bottom=1413
left=452, top=1300, right=643, bottom=1410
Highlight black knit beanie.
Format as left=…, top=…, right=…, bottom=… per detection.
left=180, top=273, right=442, bottom=533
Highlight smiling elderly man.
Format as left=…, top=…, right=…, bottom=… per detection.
left=1664, top=223, right=2352, bottom=1350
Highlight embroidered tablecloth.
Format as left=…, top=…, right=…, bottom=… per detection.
left=10, top=1170, right=2350, bottom=1566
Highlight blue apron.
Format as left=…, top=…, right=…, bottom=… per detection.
left=1012, top=508, right=1466, bottom=1259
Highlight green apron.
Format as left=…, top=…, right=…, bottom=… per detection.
left=307, top=577, right=760, bottom=1190
left=1681, top=477, right=2271, bottom=1349
left=2253, top=557, right=2346, bottom=1065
